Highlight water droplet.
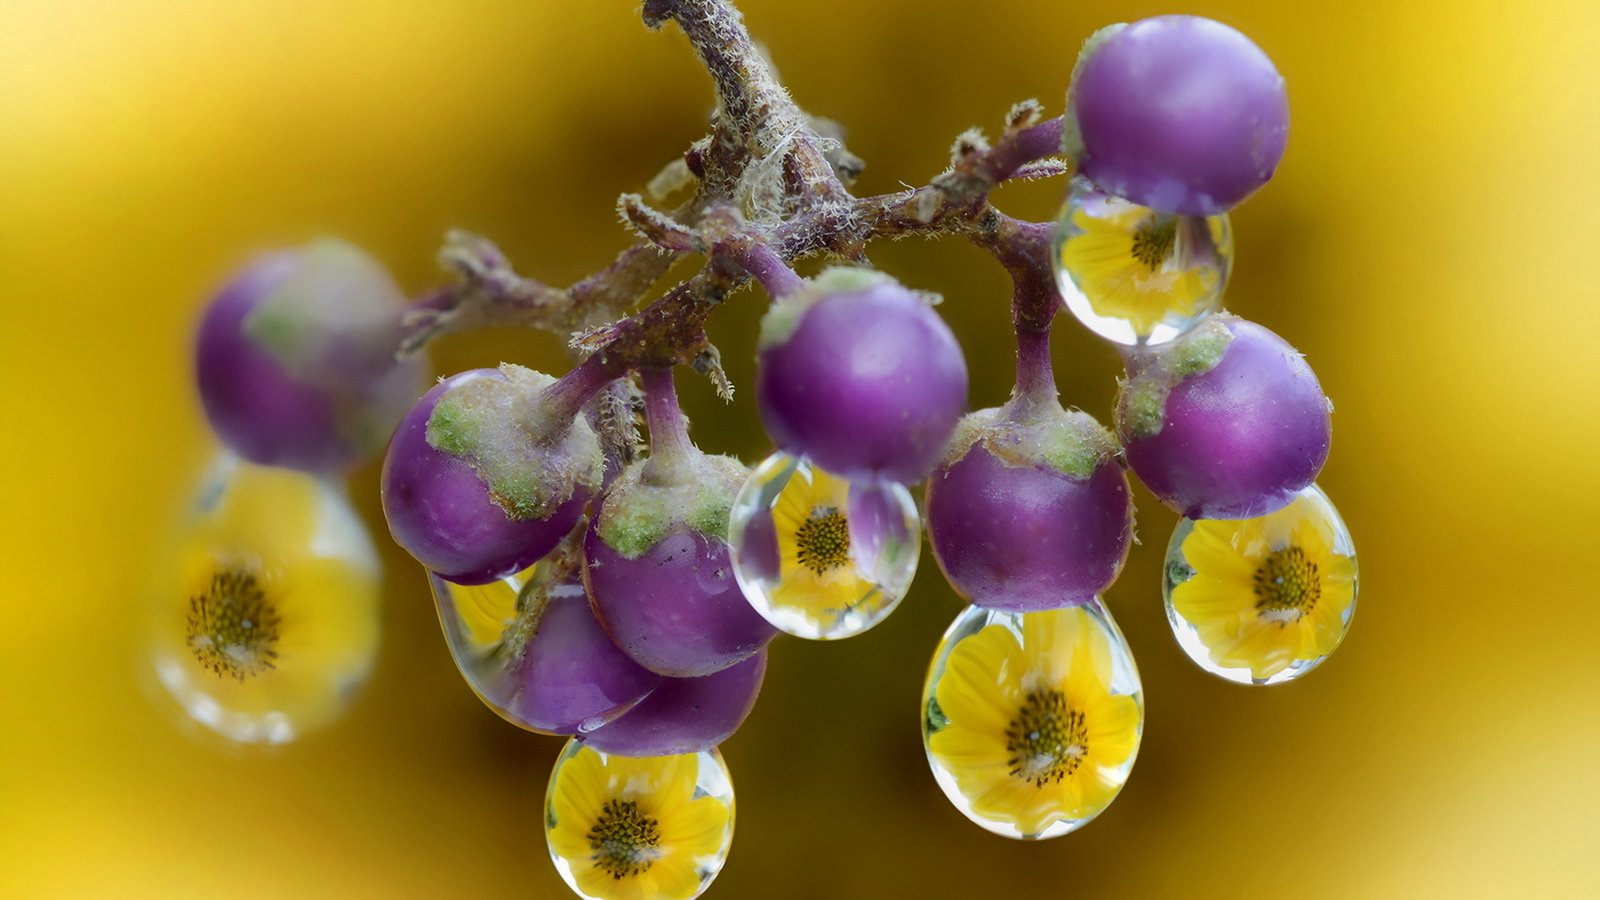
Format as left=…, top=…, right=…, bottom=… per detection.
left=1052, top=175, right=1232, bottom=346
left=922, top=600, right=1143, bottom=839
left=545, top=739, right=734, bottom=900
left=144, top=452, right=380, bottom=745
left=429, top=567, right=660, bottom=734
left=727, top=452, right=920, bottom=640
left=1164, top=484, right=1358, bottom=685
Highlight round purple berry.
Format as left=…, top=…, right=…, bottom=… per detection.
left=926, top=404, right=1132, bottom=611
left=1116, top=315, right=1331, bottom=519
left=756, top=268, right=968, bottom=484
left=196, top=238, right=426, bottom=472
left=580, top=650, right=767, bottom=757
left=1067, top=15, right=1289, bottom=216
left=508, top=578, right=664, bottom=734
left=382, top=366, right=602, bottom=585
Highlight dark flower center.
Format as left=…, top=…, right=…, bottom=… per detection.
left=794, top=506, right=850, bottom=574
left=1005, top=689, right=1088, bottom=787
left=187, top=568, right=281, bottom=681
left=588, top=799, right=661, bottom=880
left=1130, top=216, right=1178, bottom=271
left=1254, top=545, right=1322, bottom=624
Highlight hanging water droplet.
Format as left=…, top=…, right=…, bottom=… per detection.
left=1164, top=483, right=1358, bottom=685
left=545, top=739, right=734, bottom=900
left=144, top=452, right=381, bottom=745
left=727, top=452, right=920, bottom=640
left=429, top=565, right=660, bottom=734
left=922, top=599, right=1143, bottom=839
left=1052, top=175, right=1232, bottom=346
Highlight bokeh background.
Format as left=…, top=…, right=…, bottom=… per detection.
left=4, top=0, right=1598, bottom=897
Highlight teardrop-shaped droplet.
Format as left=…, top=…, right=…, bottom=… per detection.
left=545, top=739, right=734, bottom=900
left=145, top=453, right=381, bottom=744
left=1164, top=483, right=1358, bottom=685
left=429, top=566, right=660, bottom=734
left=922, top=599, right=1143, bottom=839
left=1052, top=175, right=1232, bottom=346
left=727, top=452, right=920, bottom=640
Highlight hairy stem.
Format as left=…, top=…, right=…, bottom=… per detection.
left=727, top=240, right=803, bottom=297
left=640, top=366, right=694, bottom=485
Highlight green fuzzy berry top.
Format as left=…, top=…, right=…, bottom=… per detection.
left=944, top=397, right=1120, bottom=481
left=757, top=266, right=895, bottom=350
left=596, top=452, right=749, bottom=558
left=242, top=237, right=405, bottom=381
left=426, top=364, right=603, bottom=520
left=1116, top=314, right=1236, bottom=441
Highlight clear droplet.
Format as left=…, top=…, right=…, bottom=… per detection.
left=1164, top=483, right=1358, bottom=685
left=545, top=739, right=734, bottom=900
left=144, top=452, right=381, bottom=745
left=1052, top=175, right=1232, bottom=346
left=922, top=600, right=1143, bottom=839
left=727, top=452, right=920, bottom=640
left=430, top=566, right=659, bottom=735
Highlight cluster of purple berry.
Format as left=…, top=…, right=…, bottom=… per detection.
left=174, top=7, right=1359, bottom=898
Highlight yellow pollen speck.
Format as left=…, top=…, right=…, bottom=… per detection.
left=794, top=506, right=850, bottom=574
left=1253, top=545, right=1323, bottom=625
left=1130, top=216, right=1177, bottom=270
left=186, top=568, right=281, bottom=681
left=587, top=798, right=661, bottom=880
left=1005, top=689, right=1089, bottom=787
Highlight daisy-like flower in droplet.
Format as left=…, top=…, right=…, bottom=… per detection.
left=1057, top=198, right=1225, bottom=337
left=442, top=567, right=527, bottom=652
left=768, top=466, right=874, bottom=618
left=147, top=456, right=381, bottom=744
left=928, top=606, right=1141, bottom=837
left=547, top=742, right=733, bottom=900
left=1169, top=487, right=1357, bottom=681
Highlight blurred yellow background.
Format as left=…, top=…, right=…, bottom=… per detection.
left=3, top=0, right=1598, bottom=897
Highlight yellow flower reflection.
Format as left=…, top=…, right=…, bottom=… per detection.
left=1170, top=490, right=1357, bottom=680
left=445, top=568, right=524, bottom=651
left=929, top=606, right=1141, bottom=836
left=148, top=458, right=380, bottom=744
left=1058, top=201, right=1223, bottom=337
left=769, top=466, right=874, bottom=617
left=547, top=744, right=732, bottom=900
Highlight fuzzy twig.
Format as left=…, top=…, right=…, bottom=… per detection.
left=403, top=0, right=1069, bottom=399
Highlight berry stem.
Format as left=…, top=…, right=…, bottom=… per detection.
left=640, top=366, right=695, bottom=485
left=971, top=214, right=1060, bottom=410
left=1014, top=327, right=1056, bottom=407
left=541, top=353, right=619, bottom=424
left=728, top=240, right=804, bottom=298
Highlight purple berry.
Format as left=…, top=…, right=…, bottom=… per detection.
left=195, top=238, right=426, bottom=472
left=382, top=364, right=605, bottom=584
left=1116, top=314, right=1331, bottom=519
left=1067, top=15, right=1289, bottom=216
left=756, top=268, right=968, bottom=483
left=580, top=650, right=767, bottom=756
left=431, top=571, right=661, bottom=734
left=509, top=578, right=662, bottom=733
left=926, top=402, right=1132, bottom=612
left=584, top=453, right=777, bottom=677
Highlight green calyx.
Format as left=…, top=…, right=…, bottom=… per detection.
left=1117, top=314, right=1236, bottom=441
left=597, top=452, right=749, bottom=559
left=242, top=237, right=404, bottom=381
left=426, top=364, right=603, bottom=520
left=944, top=398, right=1120, bottom=481
left=1062, top=22, right=1127, bottom=161
left=757, top=266, right=895, bottom=350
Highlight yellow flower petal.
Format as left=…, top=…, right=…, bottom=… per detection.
left=656, top=795, right=731, bottom=862
left=934, top=624, right=1023, bottom=733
